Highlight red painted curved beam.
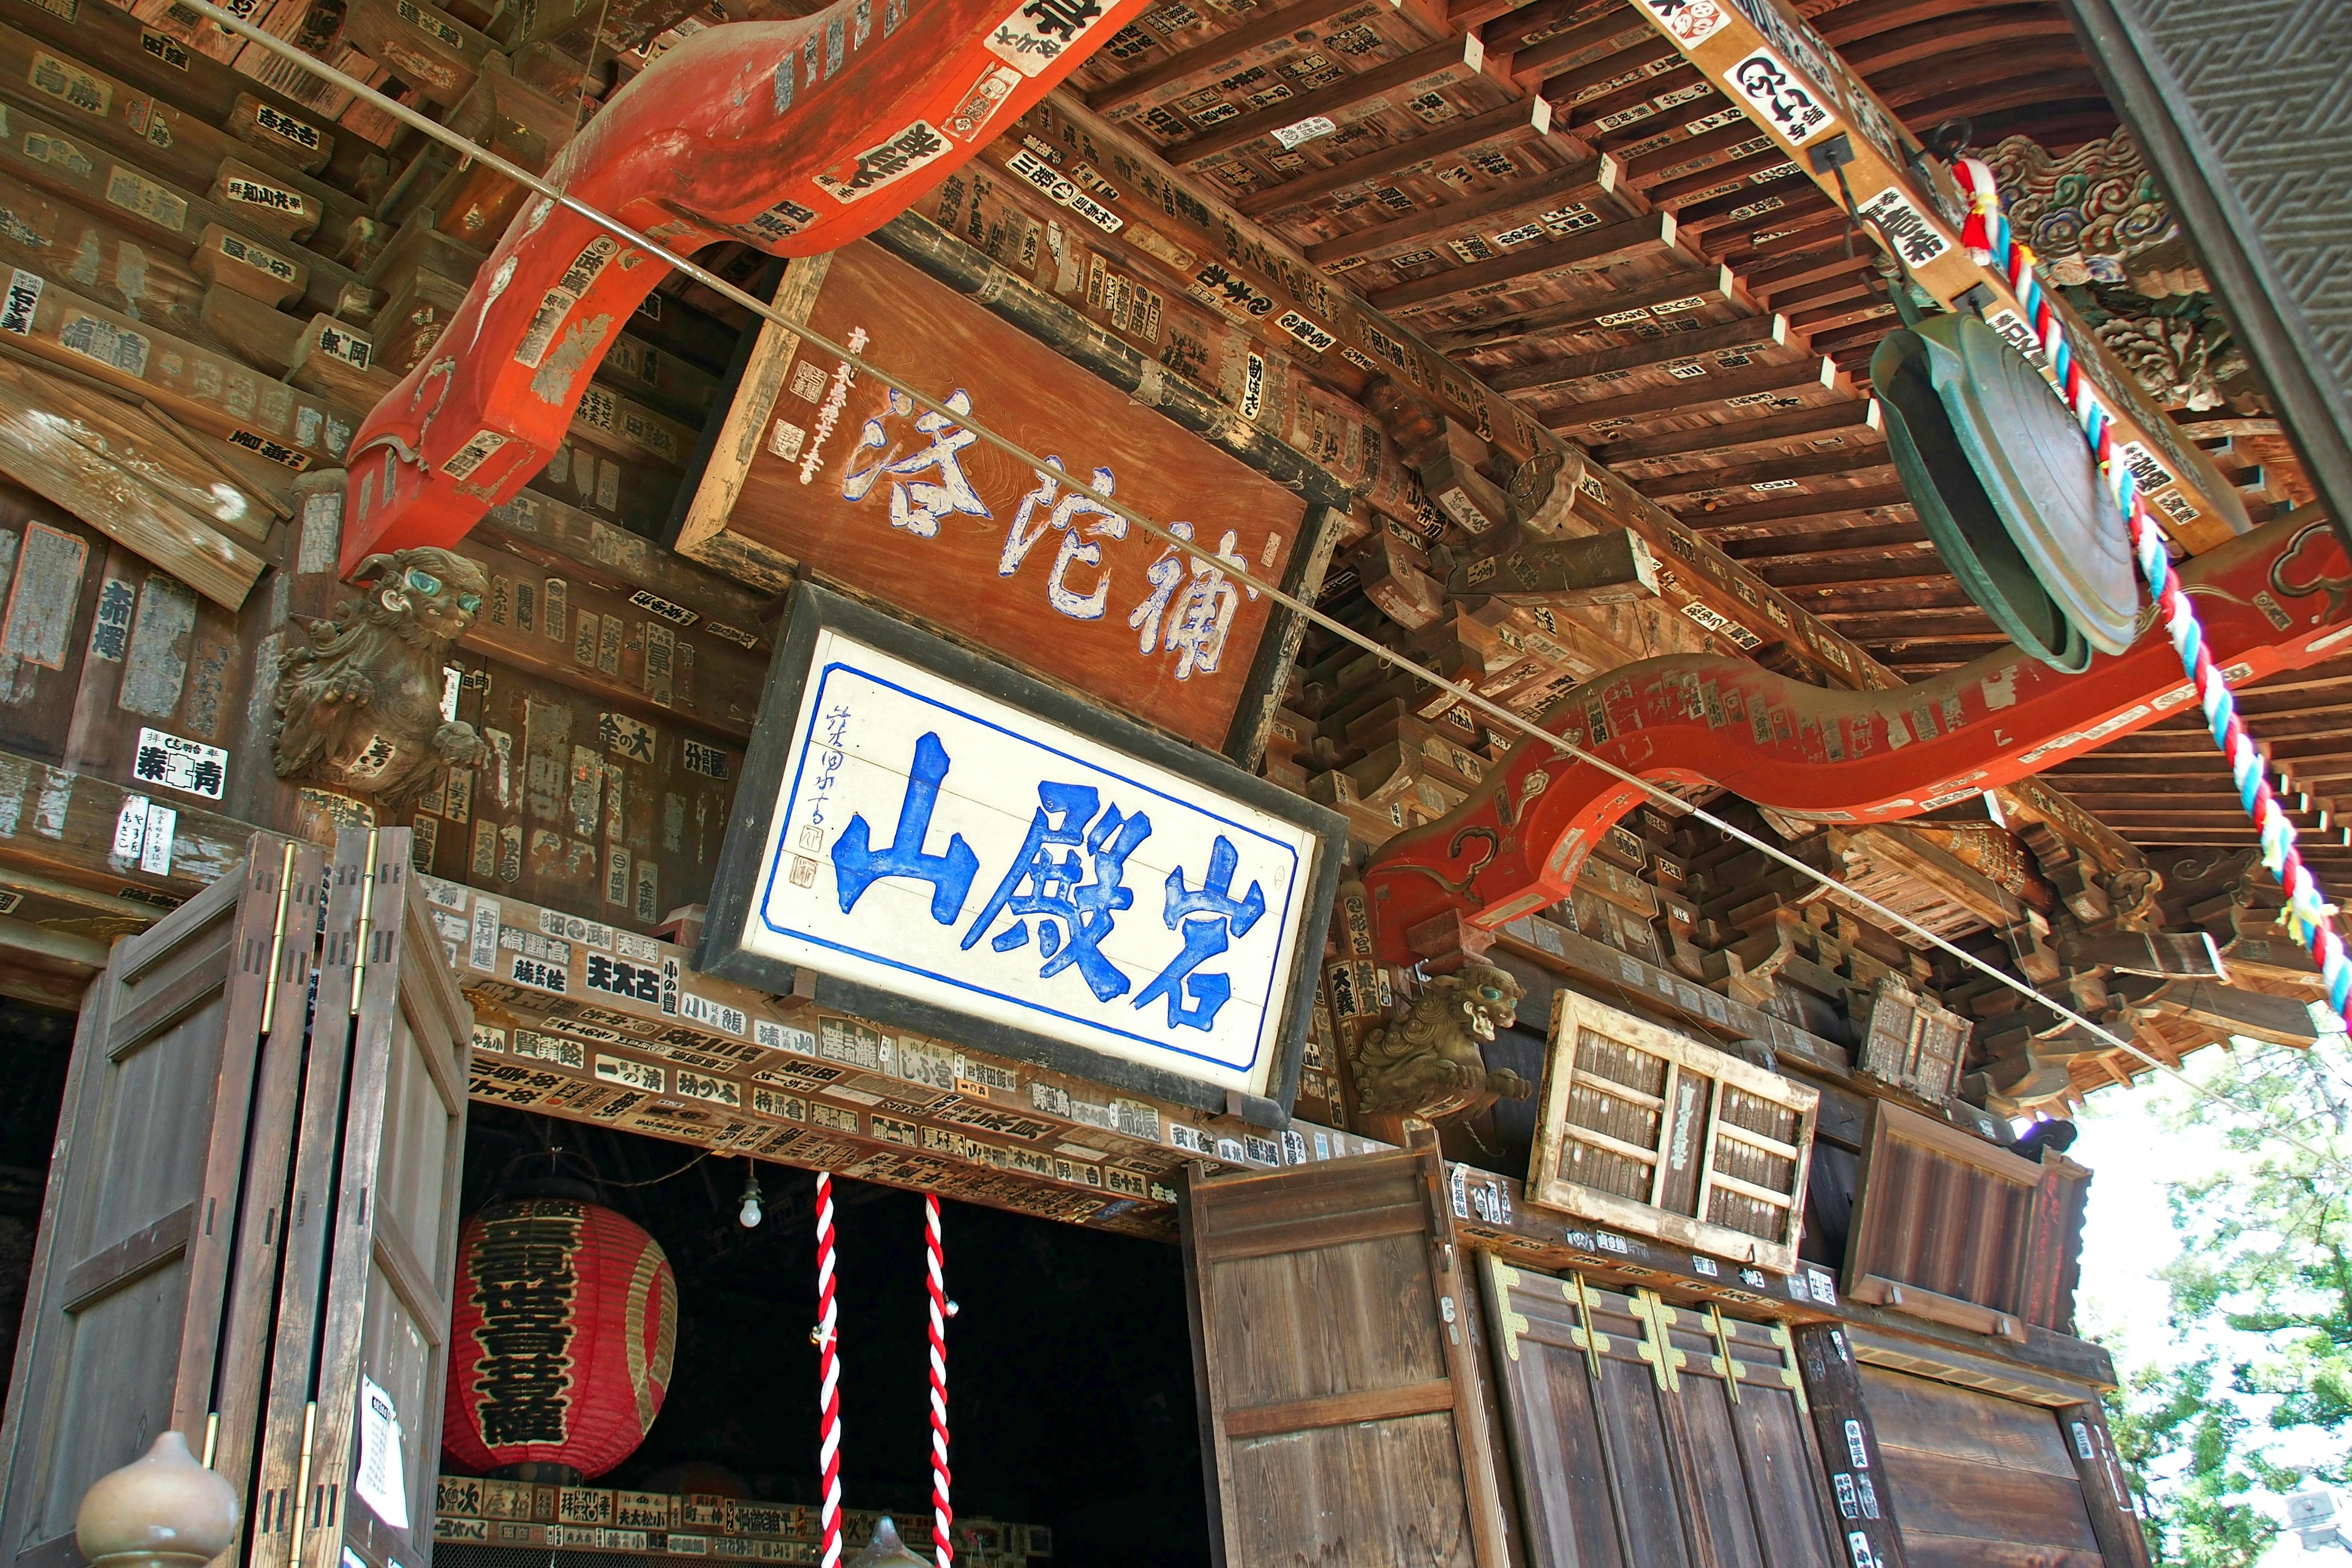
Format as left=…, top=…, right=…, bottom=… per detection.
left=339, top=0, right=1149, bottom=575
left=1365, top=517, right=2352, bottom=965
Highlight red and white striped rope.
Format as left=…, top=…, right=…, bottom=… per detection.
left=815, top=1172, right=845, bottom=1568
left=925, top=1194, right=953, bottom=1568
left=1949, top=158, right=2352, bottom=1019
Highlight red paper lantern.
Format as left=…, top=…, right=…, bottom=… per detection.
left=443, top=1197, right=678, bottom=1479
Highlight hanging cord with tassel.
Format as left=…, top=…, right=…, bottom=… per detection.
left=1951, top=158, right=2352, bottom=1018
left=814, top=1172, right=845, bottom=1568
left=925, top=1194, right=953, bottom=1568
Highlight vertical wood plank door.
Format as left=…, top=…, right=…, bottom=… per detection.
left=1182, top=1147, right=1513, bottom=1568
left=249, top=830, right=474, bottom=1568
left=0, top=834, right=296, bottom=1568
left=1861, top=1366, right=2106, bottom=1568
left=1480, top=1257, right=1843, bottom=1568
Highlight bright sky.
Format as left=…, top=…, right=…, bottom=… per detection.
left=2073, top=1054, right=2342, bottom=1562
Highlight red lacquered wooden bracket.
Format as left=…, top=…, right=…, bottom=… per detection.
left=1365, top=518, right=2352, bottom=963
left=339, top=0, right=1147, bottom=575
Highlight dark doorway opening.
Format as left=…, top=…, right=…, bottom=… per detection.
left=453, top=1106, right=1209, bottom=1568
left=0, top=998, right=73, bottom=1416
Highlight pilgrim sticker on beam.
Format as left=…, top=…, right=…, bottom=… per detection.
left=699, top=584, right=1343, bottom=1119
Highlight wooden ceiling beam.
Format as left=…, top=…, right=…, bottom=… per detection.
left=1536, top=34, right=1676, bottom=100
left=1620, top=119, right=1768, bottom=183
left=1084, top=0, right=1379, bottom=113
left=1490, top=306, right=1787, bottom=391
left=1478, top=0, right=1607, bottom=48
left=1457, top=0, right=1574, bottom=35
left=1235, top=101, right=1537, bottom=217
left=1169, top=37, right=1479, bottom=165
left=1594, top=397, right=1879, bottom=465
left=1539, top=350, right=1834, bottom=426
left=1648, top=149, right=1794, bottom=205
left=1844, top=12, right=2079, bottom=75
left=1578, top=67, right=1712, bottom=135
left=1888, top=70, right=2106, bottom=123
left=1694, top=483, right=1915, bottom=529
left=1760, top=555, right=1954, bottom=591
left=1438, top=263, right=1741, bottom=353
left=1718, top=218, right=1854, bottom=268
left=1719, top=524, right=1934, bottom=560
left=1370, top=209, right=1676, bottom=312
left=1305, top=156, right=1605, bottom=265
left=1636, top=446, right=1885, bottom=496
left=1672, top=172, right=1822, bottom=229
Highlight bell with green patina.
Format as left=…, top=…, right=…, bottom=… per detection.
left=1872, top=309, right=2137, bottom=672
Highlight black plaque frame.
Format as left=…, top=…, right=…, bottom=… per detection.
left=698, top=581, right=1346, bottom=1126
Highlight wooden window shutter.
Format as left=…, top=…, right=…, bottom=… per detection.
left=1853, top=978, right=1973, bottom=1103
left=1844, top=1101, right=2090, bottom=1342
left=1182, top=1145, right=1514, bottom=1568
left=1529, top=989, right=1819, bottom=1273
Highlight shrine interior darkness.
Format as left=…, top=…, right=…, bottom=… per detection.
left=0, top=1000, right=72, bottom=1422
left=458, top=1107, right=1210, bottom=1568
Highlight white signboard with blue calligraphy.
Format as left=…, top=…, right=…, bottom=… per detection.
left=702, top=586, right=1342, bottom=1115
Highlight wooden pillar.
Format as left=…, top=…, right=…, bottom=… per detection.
left=2060, top=1401, right=2154, bottom=1568
left=1793, top=1323, right=1910, bottom=1568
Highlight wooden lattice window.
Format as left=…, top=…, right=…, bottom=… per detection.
left=1529, top=989, right=1819, bottom=1273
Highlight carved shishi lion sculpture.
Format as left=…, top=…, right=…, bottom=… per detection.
left=1352, top=963, right=1535, bottom=1123
left=273, top=548, right=492, bottom=815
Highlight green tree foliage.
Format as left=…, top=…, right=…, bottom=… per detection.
left=2106, top=1040, right=2352, bottom=1565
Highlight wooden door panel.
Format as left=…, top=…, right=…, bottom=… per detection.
left=1483, top=1256, right=1839, bottom=1568
left=1225, top=1413, right=1479, bottom=1568
left=0, top=839, right=289, bottom=1568
left=1480, top=1261, right=1627, bottom=1568
left=1185, top=1146, right=1511, bottom=1568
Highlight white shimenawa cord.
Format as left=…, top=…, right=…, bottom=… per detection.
left=183, top=0, right=2348, bottom=1165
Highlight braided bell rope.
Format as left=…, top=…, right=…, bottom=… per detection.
left=1951, top=158, right=2351, bottom=1018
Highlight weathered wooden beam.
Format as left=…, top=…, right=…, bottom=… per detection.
left=1371, top=209, right=1678, bottom=312
left=1438, top=263, right=1743, bottom=353
left=1637, top=447, right=1888, bottom=496
left=1085, top=0, right=1376, bottom=112
left=1170, top=37, right=1484, bottom=165
left=1305, top=156, right=1606, bottom=265
left=1542, top=351, right=1838, bottom=427
left=1444, top=528, right=1660, bottom=600
left=1594, top=397, right=1879, bottom=465
left=1493, top=308, right=1790, bottom=392
left=1235, top=101, right=1542, bottom=217
left=1688, top=482, right=1914, bottom=529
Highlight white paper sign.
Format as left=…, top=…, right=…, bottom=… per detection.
left=131, top=727, right=228, bottom=800
left=355, top=1375, right=410, bottom=1529
left=742, top=628, right=1316, bottom=1096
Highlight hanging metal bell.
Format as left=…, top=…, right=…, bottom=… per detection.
left=1872, top=311, right=2138, bottom=670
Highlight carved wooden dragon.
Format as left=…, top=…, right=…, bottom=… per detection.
left=337, top=0, right=1150, bottom=574
left=1365, top=516, right=2352, bottom=964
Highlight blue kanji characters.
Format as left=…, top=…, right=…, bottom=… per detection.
left=830, top=731, right=978, bottom=923
left=963, top=782, right=1151, bottom=1002
left=1136, top=835, right=1265, bottom=1031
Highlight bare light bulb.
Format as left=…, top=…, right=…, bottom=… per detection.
left=738, top=1169, right=764, bottom=1228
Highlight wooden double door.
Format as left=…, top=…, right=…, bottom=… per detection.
left=1183, top=1147, right=1846, bottom=1568
left=0, top=830, right=470, bottom=1568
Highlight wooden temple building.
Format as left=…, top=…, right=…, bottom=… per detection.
left=0, top=0, right=2342, bottom=1564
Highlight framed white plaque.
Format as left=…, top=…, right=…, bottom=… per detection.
left=701, top=584, right=1342, bottom=1117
